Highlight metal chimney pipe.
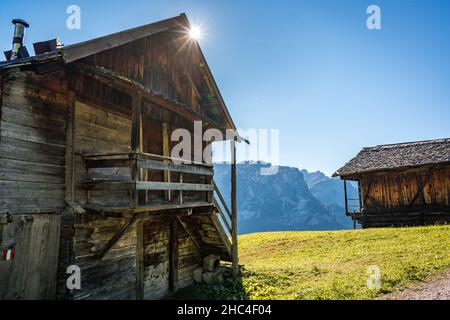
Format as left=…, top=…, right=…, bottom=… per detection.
left=10, top=19, right=30, bottom=60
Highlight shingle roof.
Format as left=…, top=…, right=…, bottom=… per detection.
left=333, top=138, right=450, bottom=177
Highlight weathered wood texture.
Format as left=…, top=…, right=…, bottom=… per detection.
left=0, top=72, right=67, bottom=214
left=67, top=215, right=205, bottom=300
left=80, top=30, right=227, bottom=127
left=357, top=165, right=450, bottom=228
left=360, top=166, right=450, bottom=212
left=142, top=217, right=203, bottom=299
left=70, top=215, right=137, bottom=300
left=0, top=214, right=61, bottom=299
left=73, top=100, right=132, bottom=207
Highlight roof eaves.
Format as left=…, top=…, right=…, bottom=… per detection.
left=61, top=14, right=188, bottom=64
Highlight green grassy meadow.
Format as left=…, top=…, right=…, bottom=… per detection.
left=177, top=225, right=450, bottom=300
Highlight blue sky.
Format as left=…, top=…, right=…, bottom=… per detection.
left=1, top=0, right=449, bottom=175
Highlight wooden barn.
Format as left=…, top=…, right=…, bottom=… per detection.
left=333, top=139, right=450, bottom=228
left=0, top=14, right=239, bottom=300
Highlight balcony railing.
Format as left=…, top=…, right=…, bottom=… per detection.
left=82, top=152, right=215, bottom=213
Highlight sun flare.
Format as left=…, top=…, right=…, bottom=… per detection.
left=189, top=25, right=202, bottom=40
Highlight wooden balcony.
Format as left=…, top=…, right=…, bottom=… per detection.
left=82, top=152, right=215, bottom=215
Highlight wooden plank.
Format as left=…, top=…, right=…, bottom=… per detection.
left=213, top=181, right=232, bottom=220
left=230, top=139, right=239, bottom=276
left=84, top=180, right=135, bottom=191
left=0, top=136, right=65, bottom=166
left=208, top=214, right=232, bottom=259
left=162, top=122, right=172, bottom=201
left=137, top=159, right=213, bottom=176
left=135, top=221, right=144, bottom=300
left=84, top=201, right=213, bottom=215
left=0, top=120, right=66, bottom=147
left=136, top=181, right=214, bottom=192
left=97, top=216, right=138, bottom=260
left=131, top=94, right=142, bottom=208
left=214, top=201, right=232, bottom=235
left=1, top=106, right=67, bottom=133
left=0, top=214, right=61, bottom=299
left=131, top=94, right=142, bottom=153
left=62, top=17, right=178, bottom=63
left=0, top=158, right=65, bottom=184
left=66, top=91, right=75, bottom=201
left=169, top=219, right=179, bottom=292
left=177, top=217, right=202, bottom=253
left=85, top=158, right=136, bottom=169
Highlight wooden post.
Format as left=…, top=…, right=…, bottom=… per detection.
left=131, top=94, right=142, bottom=153
left=230, top=138, right=239, bottom=276
left=135, top=221, right=144, bottom=300
left=344, top=180, right=349, bottom=215
left=162, top=123, right=172, bottom=201
left=169, top=218, right=179, bottom=292
left=65, top=91, right=75, bottom=201
left=179, top=173, right=183, bottom=205
left=131, top=94, right=142, bottom=208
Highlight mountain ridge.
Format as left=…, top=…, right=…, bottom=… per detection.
left=213, top=162, right=356, bottom=234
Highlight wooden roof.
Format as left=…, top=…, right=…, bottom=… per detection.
left=333, top=138, right=450, bottom=178
left=0, top=14, right=236, bottom=130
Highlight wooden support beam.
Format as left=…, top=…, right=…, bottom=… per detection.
left=135, top=221, right=144, bottom=300
left=162, top=123, right=172, bottom=201
left=230, top=139, right=239, bottom=276
left=177, top=217, right=202, bottom=252
left=131, top=94, right=142, bottom=153
left=65, top=90, right=75, bottom=201
left=179, top=173, right=184, bottom=205
left=169, top=218, right=179, bottom=293
left=344, top=180, right=349, bottom=215
left=409, top=168, right=434, bottom=206
left=97, top=216, right=138, bottom=260
left=131, top=94, right=142, bottom=208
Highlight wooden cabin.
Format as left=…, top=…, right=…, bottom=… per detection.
left=0, top=14, right=239, bottom=300
left=333, top=139, right=450, bottom=228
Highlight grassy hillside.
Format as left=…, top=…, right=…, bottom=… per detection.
left=177, top=225, right=450, bottom=300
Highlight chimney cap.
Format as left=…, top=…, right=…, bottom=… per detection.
left=12, top=19, right=29, bottom=28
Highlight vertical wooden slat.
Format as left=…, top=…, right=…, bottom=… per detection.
left=230, top=139, right=239, bottom=276
left=344, top=180, right=349, bottom=215
left=179, top=173, right=183, bottom=205
left=135, top=220, right=144, bottom=300
left=65, top=91, right=75, bottom=201
left=131, top=94, right=142, bottom=207
left=131, top=93, right=142, bottom=152
left=162, top=122, right=171, bottom=201
left=169, top=218, right=179, bottom=292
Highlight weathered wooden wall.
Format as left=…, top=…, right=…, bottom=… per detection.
left=69, top=215, right=137, bottom=300
left=73, top=100, right=132, bottom=206
left=0, top=72, right=66, bottom=300
left=80, top=30, right=225, bottom=126
left=72, top=74, right=211, bottom=206
left=0, top=214, right=61, bottom=299
left=358, top=166, right=450, bottom=228
left=0, top=71, right=67, bottom=214
left=360, top=166, right=450, bottom=212
left=68, top=216, right=202, bottom=300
